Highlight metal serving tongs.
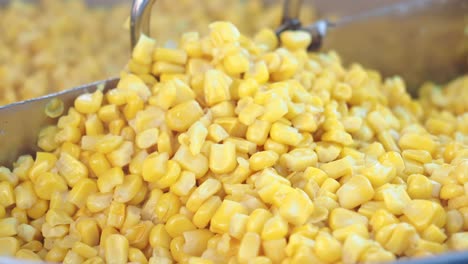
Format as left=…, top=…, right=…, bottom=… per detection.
left=0, top=0, right=467, bottom=168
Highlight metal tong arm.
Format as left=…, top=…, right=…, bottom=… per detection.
left=130, top=0, right=157, bottom=49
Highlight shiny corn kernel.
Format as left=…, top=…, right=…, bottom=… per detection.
left=337, top=175, right=375, bottom=209
left=280, top=31, right=311, bottom=51
left=209, top=142, right=237, bottom=174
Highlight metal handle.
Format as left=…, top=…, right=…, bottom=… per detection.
left=130, top=0, right=156, bottom=49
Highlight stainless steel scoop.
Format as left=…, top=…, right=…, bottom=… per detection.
left=0, top=0, right=466, bottom=166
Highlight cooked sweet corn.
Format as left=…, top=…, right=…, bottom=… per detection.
left=2, top=16, right=468, bottom=264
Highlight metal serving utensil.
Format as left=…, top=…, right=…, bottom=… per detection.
left=0, top=0, right=466, bottom=166
left=0, top=0, right=467, bottom=263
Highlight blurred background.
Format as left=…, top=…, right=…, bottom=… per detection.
left=0, top=0, right=408, bottom=105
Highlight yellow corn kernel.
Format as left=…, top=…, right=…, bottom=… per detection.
left=62, top=251, right=84, bottom=264
left=87, top=192, right=113, bottom=213
left=329, top=208, right=368, bottom=230
left=291, top=112, right=317, bottom=134
left=29, top=153, right=57, bottom=182
left=166, top=100, right=204, bottom=132
left=314, top=232, right=342, bottom=263
left=114, top=174, right=143, bottom=203
left=321, top=178, right=341, bottom=193
left=446, top=210, right=464, bottom=234
left=76, top=218, right=100, bottom=246
left=132, top=34, right=155, bottom=64
left=37, top=125, right=59, bottom=152
left=0, top=237, right=19, bottom=256
left=107, top=201, right=126, bottom=228
left=211, top=200, right=248, bottom=234
left=193, top=196, right=222, bottom=229
left=0, top=217, right=18, bottom=237
left=13, top=181, right=37, bottom=209
left=399, top=132, right=436, bottom=154
left=269, top=122, right=303, bottom=146
left=448, top=195, right=468, bottom=209
left=245, top=208, right=272, bottom=234
left=154, top=192, right=180, bottom=223
left=187, top=121, right=208, bottom=155
left=422, top=224, right=447, bottom=243
left=370, top=209, right=399, bottom=231
left=45, top=209, right=73, bottom=227
left=105, top=234, right=129, bottom=264
left=189, top=257, right=214, bottom=264
left=11, top=207, right=28, bottom=224
left=72, top=241, right=98, bottom=258
left=107, top=140, right=134, bottom=167
left=45, top=246, right=67, bottom=262
left=169, top=170, right=195, bottom=196
left=262, top=239, right=286, bottom=263
left=84, top=115, right=104, bottom=137
left=224, top=52, right=250, bottom=75
left=405, top=173, right=433, bottom=199
left=142, top=152, right=169, bottom=183
left=129, top=150, right=148, bottom=175
left=341, top=234, right=374, bottom=264
left=403, top=199, right=446, bottom=231
left=88, top=152, right=111, bottom=177
left=376, top=184, right=411, bottom=215
left=448, top=232, right=468, bottom=251
left=27, top=199, right=49, bottom=219
left=238, top=103, right=264, bottom=126
left=208, top=124, right=229, bottom=143
left=209, top=142, right=237, bottom=174
left=153, top=47, right=187, bottom=65
left=13, top=155, right=34, bottom=181
left=245, top=120, right=271, bottom=147
left=0, top=205, right=5, bottom=219
left=279, top=189, right=314, bottom=226
left=281, top=148, right=318, bottom=171
left=203, top=69, right=232, bottom=106
left=238, top=232, right=261, bottom=263
left=16, top=249, right=41, bottom=261
left=248, top=150, right=279, bottom=171
left=98, top=167, right=124, bottom=193
left=261, top=215, right=288, bottom=241
left=136, top=128, right=159, bottom=149
left=129, top=247, right=148, bottom=264
left=254, top=28, right=278, bottom=51
left=337, top=175, right=375, bottom=209
left=68, top=178, right=98, bottom=208
left=260, top=95, right=288, bottom=123
left=402, top=149, right=432, bottom=164
left=332, top=222, right=369, bottom=242
left=187, top=178, right=222, bottom=212
left=149, top=224, right=171, bottom=249
left=280, top=30, right=311, bottom=50
left=182, top=229, right=214, bottom=256
left=320, top=157, right=353, bottom=180
left=440, top=183, right=465, bottom=200
left=376, top=223, right=418, bottom=255
left=56, top=152, right=88, bottom=187
left=152, top=61, right=185, bottom=75
left=18, top=224, right=37, bottom=242
left=75, top=90, right=103, bottom=114
left=83, top=257, right=105, bottom=264
left=165, top=214, right=196, bottom=238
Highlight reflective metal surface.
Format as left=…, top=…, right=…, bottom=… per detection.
left=0, top=78, right=119, bottom=167
left=320, top=0, right=468, bottom=95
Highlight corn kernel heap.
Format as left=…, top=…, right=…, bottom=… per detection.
left=1, top=21, right=468, bottom=264
left=0, top=0, right=315, bottom=105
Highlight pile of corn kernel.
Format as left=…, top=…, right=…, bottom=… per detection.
left=0, top=0, right=315, bottom=105
left=1, top=20, right=468, bottom=264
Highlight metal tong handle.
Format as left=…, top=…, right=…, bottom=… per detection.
left=130, top=0, right=157, bottom=49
